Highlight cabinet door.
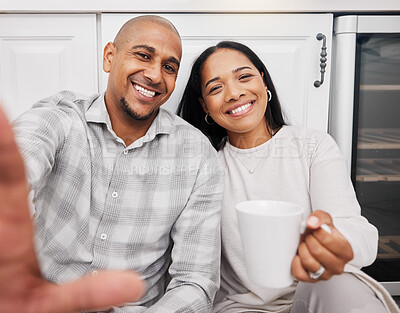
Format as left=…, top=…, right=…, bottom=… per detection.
left=101, top=13, right=332, bottom=130
left=0, top=14, right=98, bottom=121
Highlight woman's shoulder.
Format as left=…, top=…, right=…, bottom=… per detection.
left=278, top=125, right=328, bottom=138
left=276, top=126, right=339, bottom=157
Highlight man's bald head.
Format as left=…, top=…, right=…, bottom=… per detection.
left=103, top=14, right=182, bottom=128
left=113, top=15, right=181, bottom=49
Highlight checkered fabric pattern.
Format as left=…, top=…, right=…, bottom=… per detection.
left=13, top=91, right=224, bottom=312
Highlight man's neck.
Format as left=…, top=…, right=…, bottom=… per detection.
left=111, top=116, right=156, bottom=147
left=105, top=102, right=158, bottom=147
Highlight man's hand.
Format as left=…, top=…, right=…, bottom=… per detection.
left=0, top=105, right=145, bottom=313
left=291, top=210, right=354, bottom=282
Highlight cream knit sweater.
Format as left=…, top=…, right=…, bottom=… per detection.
left=213, top=126, right=384, bottom=313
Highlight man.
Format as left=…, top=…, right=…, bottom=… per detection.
left=0, top=15, right=223, bottom=313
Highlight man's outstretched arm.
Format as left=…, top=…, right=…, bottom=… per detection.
left=0, top=105, right=145, bottom=313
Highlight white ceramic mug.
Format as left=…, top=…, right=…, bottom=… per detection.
left=236, top=200, right=304, bottom=288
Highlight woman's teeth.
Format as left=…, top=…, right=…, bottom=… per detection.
left=134, top=84, right=156, bottom=98
left=229, top=102, right=252, bottom=114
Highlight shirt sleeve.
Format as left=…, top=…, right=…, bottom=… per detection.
left=309, top=132, right=378, bottom=268
left=12, top=103, right=73, bottom=190
left=113, top=144, right=224, bottom=313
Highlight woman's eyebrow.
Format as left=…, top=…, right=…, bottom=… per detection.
left=205, top=77, right=220, bottom=88
left=205, top=66, right=253, bottom=88
left=233, top=66, right=252, bottom=73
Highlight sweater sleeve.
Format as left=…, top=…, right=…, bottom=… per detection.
left=309, top=132, right=378, bottom=268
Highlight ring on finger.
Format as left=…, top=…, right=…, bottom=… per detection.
left=309, top=265, right=325, bottom=280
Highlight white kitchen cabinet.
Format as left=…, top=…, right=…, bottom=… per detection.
left=0, top=14, right=98, bottom=121
left=101, top=13, right=333, bottom=130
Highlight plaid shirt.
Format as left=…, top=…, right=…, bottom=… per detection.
left=13, top=91, right=224, bottom=313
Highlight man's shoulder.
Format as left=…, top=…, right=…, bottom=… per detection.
left=159, top=108, right=214, bottom=145
left=157, top=109, right=220, bottom=162
left=31, top=90, right=99, bottom=116
left=13, top=90, right=101, bottom=137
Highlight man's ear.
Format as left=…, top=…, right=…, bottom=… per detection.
left=103, top=42, right=116, bottom=73
left=199, top=97, right=208, bottom=114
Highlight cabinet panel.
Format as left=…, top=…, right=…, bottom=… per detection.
left=101, top=13, right=333, bottom=130
left=0, top=14, right=98, bottom=121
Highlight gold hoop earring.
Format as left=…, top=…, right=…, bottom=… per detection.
left=267, top=90, right=273, bottom=102
left=205, top=114, right=215, bottom=125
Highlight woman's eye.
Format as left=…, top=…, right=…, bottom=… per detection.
left=239, top=74, right=252, bottom=80
left=209, top=86, right=222, bottom=94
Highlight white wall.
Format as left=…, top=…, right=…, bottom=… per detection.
left=0, top=0, right=399, bottom=13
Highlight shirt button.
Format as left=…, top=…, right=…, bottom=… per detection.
left=100, top=233, right=107, bottom=240
left=123, top=150, right=128, bottom=155
left=92, top=270, right=99, bottom=276
left=112, top=191, right=118, bottom=198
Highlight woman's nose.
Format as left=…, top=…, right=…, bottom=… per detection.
left=224, top=83, right=244, bottom=102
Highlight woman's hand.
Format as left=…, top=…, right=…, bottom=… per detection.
left=291, top=210, right=354, bottom=282
left=0, top=105, right=144, bottom=313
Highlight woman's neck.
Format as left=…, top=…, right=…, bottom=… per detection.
left=227, top=128, right=274, bottom=149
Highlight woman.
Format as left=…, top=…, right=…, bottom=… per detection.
left=177, top=41, right=398, bottom=313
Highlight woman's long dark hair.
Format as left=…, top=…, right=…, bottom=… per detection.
left=177, top=41, right=286, bottom=151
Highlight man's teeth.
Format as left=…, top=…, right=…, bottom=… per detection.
left=230, top=102, right=252, bottom=114
left=134, top=84, right=156, bottom=98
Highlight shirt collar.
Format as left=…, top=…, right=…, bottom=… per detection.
left=134, top=107, right=174, bottom=148
left=85, top=93, right=112, bottom=127
left=85, top=93, right=175, bottom=148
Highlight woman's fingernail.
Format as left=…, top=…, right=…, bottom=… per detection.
left=307, top=216, right=319, bottom=228
left=320, top=223, right=332, bottom=234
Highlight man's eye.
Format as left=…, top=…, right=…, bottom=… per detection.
left=163, top=64, right=176, bottom=73
left=137, top=53, right=150, bottom=60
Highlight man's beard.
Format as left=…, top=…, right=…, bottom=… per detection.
left=120, top=97, right=158, bottom=121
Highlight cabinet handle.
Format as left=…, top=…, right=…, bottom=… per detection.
left=314, top=33, right=327, bottom=88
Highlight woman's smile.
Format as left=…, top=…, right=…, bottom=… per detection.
left=226, top=100, right=255, bottom=116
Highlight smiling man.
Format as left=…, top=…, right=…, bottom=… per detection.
left=0, top=15, right=223, bottom=313
left=103, top=17, right=182, bottom=145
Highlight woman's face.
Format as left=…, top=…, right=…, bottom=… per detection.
left=200, top=48, right=269, bottom=144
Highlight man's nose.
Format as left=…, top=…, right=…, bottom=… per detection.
left=143, top=64, right=162, bottom=84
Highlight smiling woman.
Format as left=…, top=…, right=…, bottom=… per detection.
left=178, top=41, right=285, bottom=151
left=198, top=49, right=271, bottom=149
left=177, top=41, right=395, bottom=313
